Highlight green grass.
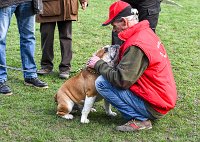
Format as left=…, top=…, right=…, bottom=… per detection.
left=0, top=0, right=199, bottom=141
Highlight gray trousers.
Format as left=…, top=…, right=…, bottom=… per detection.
left=40, top=21, right=72, bottom=72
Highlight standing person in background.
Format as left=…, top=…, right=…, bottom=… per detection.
left=36, top=0, right=88, bottom=79
left=87, top=1, right=177, bottom=132
left=0, top=0, right=48, bottom=96
left=112, top=0, right=162, bottom=45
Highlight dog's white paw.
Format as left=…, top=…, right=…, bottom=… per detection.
left=90, top=108, right=97, bottom=112
left=62, top=114, right=74, bottom=119
left=81, top=118, right=90, bottom=123
left=107, top=111, right=117, bottom=117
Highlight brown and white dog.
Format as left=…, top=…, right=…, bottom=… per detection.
left=54, top=45, right=119, bottom=123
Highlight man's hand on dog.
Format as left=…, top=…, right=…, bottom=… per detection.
left=87, top=55, right=101, bottom=68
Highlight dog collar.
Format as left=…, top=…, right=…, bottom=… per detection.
left=86, top=67, right=99, bottom=74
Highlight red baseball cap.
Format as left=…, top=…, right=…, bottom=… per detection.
left=102, top=1, right=133, bottom=26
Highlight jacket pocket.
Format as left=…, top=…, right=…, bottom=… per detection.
left=147, top=7, right=161, bottom=15
left=41, top=0, right=61, bottom=16
left=70, top=0, right=78, bottom=15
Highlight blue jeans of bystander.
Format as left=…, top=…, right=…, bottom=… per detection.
left=95, top=75, right=155, bottom=121
left=0, top=1, right=37, bottom=83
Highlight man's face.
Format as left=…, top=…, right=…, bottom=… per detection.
left=111, top=19, right=128, bottom=33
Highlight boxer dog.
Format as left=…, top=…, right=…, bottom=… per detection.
left=54, top=45, right=119, bottom=123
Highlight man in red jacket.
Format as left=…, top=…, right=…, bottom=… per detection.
left=87, top=1, right=177, bottom=132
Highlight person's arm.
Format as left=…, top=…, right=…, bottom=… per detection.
left=94, top=46, right=149, bottom=89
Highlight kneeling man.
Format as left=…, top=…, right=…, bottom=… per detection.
left=87, top=1, right=177, bottom=132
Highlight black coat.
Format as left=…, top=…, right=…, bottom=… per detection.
left=122, top=0, right=162, bottom=9
left=121, top=0, right=161, bottom=28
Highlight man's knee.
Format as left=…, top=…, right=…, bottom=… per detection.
left=95, top=76, right=105, bottom=89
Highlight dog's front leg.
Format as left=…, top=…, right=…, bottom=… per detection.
left=81, top=96, right=96, bottom=123
left=104, top=99, right=117, bottom=117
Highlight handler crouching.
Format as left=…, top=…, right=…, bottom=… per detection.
left=87, top=1, right=177, bottom=132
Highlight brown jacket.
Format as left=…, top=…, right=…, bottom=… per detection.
left=36, top=0, right=87, bottom=23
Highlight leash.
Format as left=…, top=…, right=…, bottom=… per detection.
left=0, top=64, right=37, bottom=73
left=0, top=64, right=86, bottom=74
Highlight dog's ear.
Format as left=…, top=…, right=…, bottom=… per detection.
left=54, top=94, right=57, bottom=102
left=95, top=48, right=105, bottom=58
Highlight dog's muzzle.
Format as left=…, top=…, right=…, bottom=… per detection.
left=103, top=44, right=120, bottom=67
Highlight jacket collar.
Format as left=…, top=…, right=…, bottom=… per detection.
left=118, top=20, right=150, bottom=41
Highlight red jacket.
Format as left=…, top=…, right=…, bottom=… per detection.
left=118, top=20, right=177, bottom=114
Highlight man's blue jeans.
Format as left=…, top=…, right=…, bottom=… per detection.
left=0, top=1, right=37, bottom=83
left=95, top=75, right=155, bottom=121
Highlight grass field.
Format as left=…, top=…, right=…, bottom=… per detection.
left=0, top=0, right=199, bottom=141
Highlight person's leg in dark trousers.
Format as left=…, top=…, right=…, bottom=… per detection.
left=40, top=22, right=56, bottom=71
left=57, top=21, right=72, bottom=72
left=111, top=31, right=124, bottom=45
left=136, top=0, right=161, bottom=32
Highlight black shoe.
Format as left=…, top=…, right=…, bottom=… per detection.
left=24, top=78, right=48, bottom=88
left=0, top=82, right=12, bottom=95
